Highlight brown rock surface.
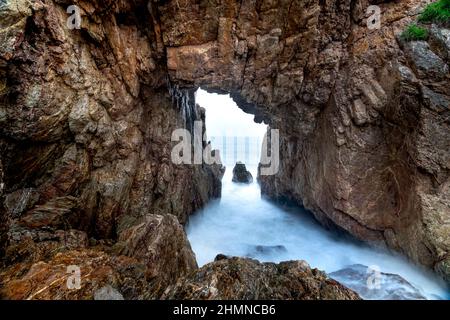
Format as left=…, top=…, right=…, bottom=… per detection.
left=162, top=0, right=450, bottom=283
left=114, top=214, right=198, bottom=297
left=0, top=249, right=148, bottom=300
left=0, top=214, right=198, bottom=299
left=162, top=256, right=360, bottom=300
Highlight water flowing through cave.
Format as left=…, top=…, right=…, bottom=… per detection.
left=187, top=89, right=449, bottom=300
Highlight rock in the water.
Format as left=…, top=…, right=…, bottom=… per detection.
left=329, top=264, right=428, bottom=300
left=161, top=256, right=360, bottom=300
left=232, top=162, right=253, bottom=183
left=0, top=249, right=148, bottom=300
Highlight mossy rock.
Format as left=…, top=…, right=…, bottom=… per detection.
left=419, top=0, right=450, bottom=25
left=401, top=24, right=429, bottom=42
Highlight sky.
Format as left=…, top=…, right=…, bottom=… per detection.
left=195, top=88, right=267, bottom=139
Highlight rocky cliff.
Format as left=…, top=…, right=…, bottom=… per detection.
left=0, top=0, right=448, bottom=299
left=0, top=0, right=223, bottom=299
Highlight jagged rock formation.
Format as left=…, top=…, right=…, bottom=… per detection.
left=0, top=0, right=448, bottom=299
left=232, top=162, right=253, bottom=183
left=257, top=4, right=450, bottom=283
left=162, top=256, right=360, bottom=300
left=329, top=264, right=428, bottom=300
left=0, top=213, right=197, bottom=299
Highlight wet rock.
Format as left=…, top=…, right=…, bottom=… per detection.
left=232, top=162, right=253, bottom=184
left=214, top=254, right=229, bottom=261
left=435, top=257, right=450, bottom=284
left=329, top=264, right=428, bottom=300
left=247, top=245, right=287, bottom=257
left=162, top=256, right=360, bottom=300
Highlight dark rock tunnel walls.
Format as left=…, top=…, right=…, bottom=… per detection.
left=0, top=0, right=448, bottom=299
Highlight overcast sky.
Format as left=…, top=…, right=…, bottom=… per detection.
left=196, top=88, right=267, bottom=138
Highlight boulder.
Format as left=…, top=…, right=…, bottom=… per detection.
left=232, top=162, right=253, bottom=184
left=0, top=214, right=198, bottom=300
left=161, top=256, right=360, bottom=300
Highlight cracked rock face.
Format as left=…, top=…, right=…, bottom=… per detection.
left=232, top=162, right=253, bottom=183
left=0, top=0, right=448, bottom=299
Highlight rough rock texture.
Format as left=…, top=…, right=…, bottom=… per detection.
left=162, top=256, right=360, bottom=300
left=0, top=0, right=448, bottom=299
left=232, top=162, right=253, bottom=183
left=0, top=0, right=220, bottom=299
left=163, top=0, right=450, bottom=283
left=0, top=213, right=197, bottom=299
left=94, top=285, right=125, bottom=300
left=113, top=214, right=198, bottom=297
left=0, top=249, right=147, bottom=300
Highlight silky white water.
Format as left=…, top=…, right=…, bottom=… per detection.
left=187, top=166, right=449, bottom=300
